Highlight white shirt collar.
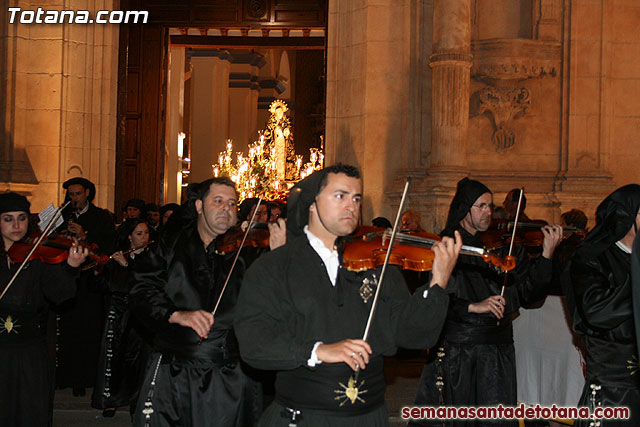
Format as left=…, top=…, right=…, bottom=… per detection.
left=75, top=202, right=89, bottom=217
left=304, top=225, right=340, bottom=286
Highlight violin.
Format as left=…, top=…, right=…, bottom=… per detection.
left=215, top=223, right=270, bottom=255
left=342, top=226, right=516, bottom=273
left=482, top=219, right=585, bottom=251
left=8, top=233, right=110, bottom=266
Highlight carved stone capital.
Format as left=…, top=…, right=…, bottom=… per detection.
left=471, top=39, right=561, bottom=82
left=475, top=86, right=531, bottom=153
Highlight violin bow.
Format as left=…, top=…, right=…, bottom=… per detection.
left=210, top=195, right=264, bottom=316
left=0, top=201, right=70, bottom=302
left=352, top=178, right=411, bottom=383
left=498, top=188, right=524, bottom=307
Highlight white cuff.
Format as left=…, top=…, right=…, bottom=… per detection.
left=307, top=341, right=324, bottom=367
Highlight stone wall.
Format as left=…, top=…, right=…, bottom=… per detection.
left=0, top=1, right=118, bottom=212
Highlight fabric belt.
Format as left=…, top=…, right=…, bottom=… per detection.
left=443, top=318, right=513, bottom=345
left=275, top=356, right=385, bottom=416
left=0, top=311, right=46, bottom=346
left=585, top=337, right=640, bottom=389
left=154, top=335, right=238, bottom=365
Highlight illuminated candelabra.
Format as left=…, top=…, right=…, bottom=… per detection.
left=212, top=100, right=324, bottom=202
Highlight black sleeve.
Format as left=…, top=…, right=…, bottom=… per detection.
left=512, top=245, right=554, bottom=307
left=571, top=255, right=632, bottom=332
left=129, top=244, right=178, bottom=331
left=389, top=268, right=451, bottom=349
left=234, top=255, right=317, bottom=371
left=41, top=262, right=79, bottom=304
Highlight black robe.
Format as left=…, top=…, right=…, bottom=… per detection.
left=234, top=233, right=450, bottom=426
left=571, top=244, right=640, bottom=426
left=91, top=254, right=152, bottom=412
left=129, top=225, right=260, bottom=427
left=410, top=226, right=553, bottom=427
left=0, top=257, right=78, bottom=427
left=56, top=203, right=116, bottom=389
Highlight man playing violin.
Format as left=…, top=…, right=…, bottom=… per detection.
left=0, top=192, right=88, bottom=427
left=235, top=164, right=462, bottom=426
left=410, top=178, right=563, bottom=426
left=130, top=177, right=263, bottom=427
left=56, top=176, right=116, bottom=397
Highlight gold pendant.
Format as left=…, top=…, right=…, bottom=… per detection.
left=334, top=375, right=368, bottom=406
left=627, top=354, right=638, bottom=376
left=359, top=274, right=377, bottom=303
left=0, top=315, right=20, bottom=334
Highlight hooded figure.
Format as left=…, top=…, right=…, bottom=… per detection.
left=441, top=177, right=491, bottom=237
left=410, top=177, right=559, bottom=427
left=285, top=167, right=329, bottom=239
left=568, top=184, right=640, bottom=426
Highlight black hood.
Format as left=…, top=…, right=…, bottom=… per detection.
left=286, top=168, right=330, bottom=239
left=442, top=177, right=492, bottom=237
left=576, top=184, right=640, bottom=259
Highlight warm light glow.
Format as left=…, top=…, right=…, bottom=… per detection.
left=178, top=132, right=186, bottom=158
left=211, top=100, right=323, bottom=202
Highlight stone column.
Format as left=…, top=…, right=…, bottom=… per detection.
left=429, top=0, right=472, bottom=176
left=189, top=51, right=231, bottom=183
left=1, top=1, right=119, bottom=211
left=165, top=46, right=186, bottom=203
left=228, top=53, right=264, bottom=149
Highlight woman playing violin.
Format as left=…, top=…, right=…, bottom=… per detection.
left=0, top=192, right=87, bottom=427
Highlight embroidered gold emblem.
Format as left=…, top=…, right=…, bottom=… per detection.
left=334, top=375, right=368, bottom=406
left=0, top=315, right=20, bottom=334
left=359, top=274, right=377, bottom=303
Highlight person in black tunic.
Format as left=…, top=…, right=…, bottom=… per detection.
left=567, top=184, right=640, bottom=426
left=56, top=177, right=116, bottom=396
left=410, top=178, right=563, bottom=427
left=130, top=177, right=261, bottom=427
left=235, top=164, right=462, bottom=427
left=0, top=192, right=88, bottom=427
left=92, top=219, right=153, bottom=418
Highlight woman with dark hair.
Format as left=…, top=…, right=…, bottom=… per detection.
left=0, top=192, right=87, bottom=426
left=91, top=218, right=152, bottom=418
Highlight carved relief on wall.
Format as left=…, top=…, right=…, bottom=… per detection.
left=475, top=86, right=530, bottom=153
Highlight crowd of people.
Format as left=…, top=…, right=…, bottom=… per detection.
left=0, top=167, right=639, bottom=427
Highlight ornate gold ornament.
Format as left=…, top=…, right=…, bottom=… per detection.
left=0, top=314, right=20, bottom=334
left=334, top=375, right=367, bottom=406
left=359, top=274, right=377, bottom=303
left=212, top=99, right=324, bottom=202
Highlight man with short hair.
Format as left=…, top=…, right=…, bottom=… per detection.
left=122, top=198, right=145, bottom=221
left=235, top=164, right=461, bottom=426
left=57, top=177, right=116, bottom=396
left=130, top=177, right=260, bottom=427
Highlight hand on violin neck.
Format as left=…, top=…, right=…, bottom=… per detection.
left=428, top=230, right=463, bottom=289
left=541, top=224, right=563, bottom=259
left=66, top=243, right=89, bottom=268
